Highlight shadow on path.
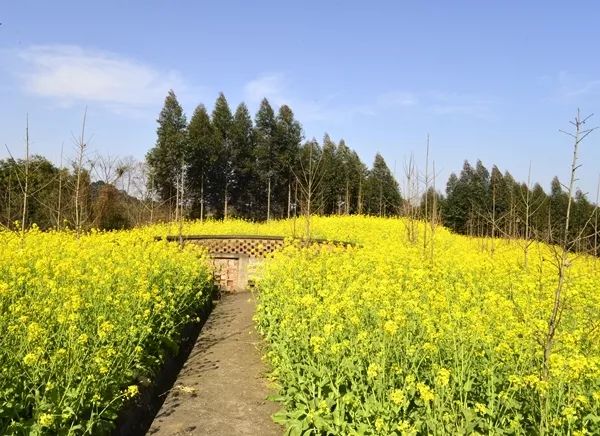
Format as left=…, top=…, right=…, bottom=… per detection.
left=113, top=296, right=214, bottom=436
left=145, top=292, right=281, bottom=436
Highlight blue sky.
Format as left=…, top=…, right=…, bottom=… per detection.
left=1, top=1, right=599, bottom=198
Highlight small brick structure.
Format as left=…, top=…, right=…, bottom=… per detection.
left=159, top=235, right=286, bottom=293
left=176, top=235, right=286, bottom=258
left=158, top=235, right=354, bottom=293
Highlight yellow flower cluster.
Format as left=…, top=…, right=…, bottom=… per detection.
left=5, top=215, right=597, bottom=434
left=0, top=226, right=212, bottom=434
left=251, top=215, right=600, bottom=434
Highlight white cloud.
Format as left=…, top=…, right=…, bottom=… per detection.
left=542, top=71, right=600, bottom=102
left=560, top=74, right=600, bottom=98
left=17, top=45, right=185, bottom=112
left=244, top=73, right=376, bottom=123
left=243, top=73, right=495, bottom=125
left=244, top=73, right=286, bottom=105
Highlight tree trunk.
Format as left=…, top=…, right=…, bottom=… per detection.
left=224, top=180, right=229, bottom=220
left=379, top=182, right=383, bottom=217
left=175, top=175, right=180, bottom=223
left=57, top=144, right=63, bottom=230
left=595, top=176, right=599, bottom=256
left=524, top=163, right=532, bottom=267
left=7, top=173, right=12, bottom=228
left=287, top=181, right=291, bottom=219
left=200, top=173, right=204, bottom=223
left=358, top=178, right=362, bottom=214
left=345, top=180, right=350, bottom=214
left=21, top=116, right=29, bottom=233
left=75, top=108, right=87, bottom=237
left=267, top=177, right=271, bottom=221
left=423, top=135, right=430, bottom=252
left=294, top=179, right=298, bottom=217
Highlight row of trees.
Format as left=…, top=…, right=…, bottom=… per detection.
left=439, top=160, right=599, bottom=255
left=146, top=91, right=402, bottom=221
left=1, top=91, right=596, bottom=256
left=0, top=91, right=403, bottom=231
left=146, top=91, right=597, bottom=255
left=0, top=153, right=168, bottom=231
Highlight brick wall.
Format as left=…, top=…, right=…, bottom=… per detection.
left=157, top=235, right=353, bottom=293
left=182, top=237, right=285, bottom=293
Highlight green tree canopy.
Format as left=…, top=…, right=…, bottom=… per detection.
left=146, top=90, right=188, bottom=205
left=210, top=92, right=234, bottom=218
left=365, top=153, right=402, bottom=216
left=186, top=104, right=215, bottom=218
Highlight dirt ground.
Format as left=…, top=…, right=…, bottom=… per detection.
left=147, top=292, right=282, bottom=436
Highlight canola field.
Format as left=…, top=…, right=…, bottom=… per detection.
left=2, top=216, right=599, bottom=435
left=0, top=228, right=213, bottom=434
left=250, top=217, right=600, bottom=435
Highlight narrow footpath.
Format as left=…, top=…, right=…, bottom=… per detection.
left=147, top=292, right=282, bottom=436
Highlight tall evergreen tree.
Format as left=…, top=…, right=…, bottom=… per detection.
left=297, top=138, right=324, bottom=219
left=348, top=150, right=369, bottom=214
left=210, top=93, right=234, bottom=218
left=364, top=153, right=402, bottom=216
left=473, top=160, right=491, bottom=234
left=531, top=182, right=549, bottom=236
left=502, top=171, right=519, bottom=237
left=255, top=99, right=277, bottom=219
left=320, top=134, right=340, bottom=214
left=549, top=176, right=568, bottom=243
left=490, top=165, right=513, bottom=236
left=443, top=162, right=472, bottom=233
left=274, top=105, right=302, bottom=217
left=443, top=160, right=491, bottom=235
left=572, top=190, right=593, bottom=248
left=187, top=104, right=215, bottom=219
left=231, top=102, right=256, bottom=217
left=335, top=139, right=352, bottom=214
left=146, top=90, right=188, bottom=211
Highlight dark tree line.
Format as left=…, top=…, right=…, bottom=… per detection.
left=437, top=160, right=599, bottom=255
left=146, top=90, right=402, bottom=221
left=0, top=153, right=167, bottom=231
left=0, top=156, right=79, bottom=230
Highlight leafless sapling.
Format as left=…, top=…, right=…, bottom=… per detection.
left=74, top=108, right=88, bottom=237
left=542, top=110, right=597, bottom=381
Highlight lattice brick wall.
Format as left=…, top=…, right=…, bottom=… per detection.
left=186, top=237, right=285, bottom=258
left=156, top=235, right=353, bottom=293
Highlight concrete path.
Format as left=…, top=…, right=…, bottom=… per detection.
left=147, top=293, right=281, bottom=436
